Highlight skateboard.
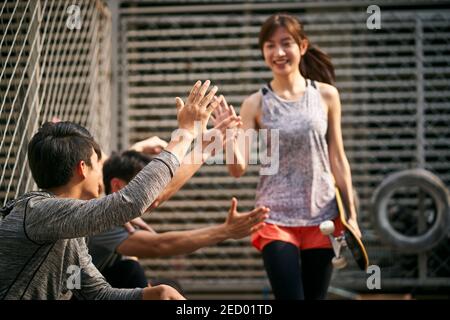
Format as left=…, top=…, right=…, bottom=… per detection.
left=319, top=187, right=369, bottom=271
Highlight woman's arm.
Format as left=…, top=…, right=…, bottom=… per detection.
left=226, top=92, right=261, bottom=178
left=320, top=83, right=362, bottom=238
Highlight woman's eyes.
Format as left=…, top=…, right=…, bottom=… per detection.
left=266, top=42, right=293, bottom=49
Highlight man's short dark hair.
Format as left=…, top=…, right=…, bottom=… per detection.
left=102, top=150, right=153, bottom=195
left=28, top=121, right=102, bottom=189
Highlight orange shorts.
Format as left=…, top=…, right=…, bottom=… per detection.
left=251, top=217, right=344, bottom=251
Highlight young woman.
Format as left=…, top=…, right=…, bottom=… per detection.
left=223, top=13, right=362, bottom=300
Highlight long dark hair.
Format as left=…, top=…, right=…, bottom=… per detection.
left=258, top=13, right=335, bottom=85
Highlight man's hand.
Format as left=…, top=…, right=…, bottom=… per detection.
left=124, top=217, right=157, bottom=234
left=175, top=80, right=221, bottom=138
left=130, top=136, right=168, bottom=155
left=223, top=198, right=270, bottom=240
left=142, top=285, right=186, bottom=300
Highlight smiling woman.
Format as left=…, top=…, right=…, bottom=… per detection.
left=261, top=27, right=305, bottom=80
left=222, top=13, right=360, bottom=300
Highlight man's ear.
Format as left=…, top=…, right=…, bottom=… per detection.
left=110, top=177, right=127, bottom=193
left=76, top=160, right=89, bottom=179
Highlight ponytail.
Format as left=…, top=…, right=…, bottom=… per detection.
left=300, top=44, right=335, bottom=85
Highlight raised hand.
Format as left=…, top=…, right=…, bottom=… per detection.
left=201, top=96, right=242, bottom=154
left=175, top=80, right=221, bottom=138
left=211, top=95, right=239, bottom=126
left=212, top=95, right=243, bottom=145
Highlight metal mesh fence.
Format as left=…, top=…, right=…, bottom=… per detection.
left=115, top=1, right=450, bottom=298
left=1, top=0, right=449, bottom=299
left=0, top=0, right=113, bottom=206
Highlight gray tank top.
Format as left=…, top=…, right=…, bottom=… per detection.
left=255, top=79, right=338, bottom=226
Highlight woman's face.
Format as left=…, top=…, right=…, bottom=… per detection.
left=262, top=27, right=307, bottom=76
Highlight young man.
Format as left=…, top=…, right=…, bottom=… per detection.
left=0, top=81, right=219, bottom=300
left=89, top=150, right=269, bottom=289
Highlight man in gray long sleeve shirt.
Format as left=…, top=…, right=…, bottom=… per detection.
left=0, top=80, right=220, bottom=300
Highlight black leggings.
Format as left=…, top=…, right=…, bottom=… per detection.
left=262, top=241, right=334, bottom=300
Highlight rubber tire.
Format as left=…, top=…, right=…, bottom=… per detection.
left=371, top=169, right=449, bottom=253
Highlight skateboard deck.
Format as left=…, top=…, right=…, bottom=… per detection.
left=320, top=186, right=369, bottom=271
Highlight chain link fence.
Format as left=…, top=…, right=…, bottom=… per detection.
left=0, top=0, right=113, bottom=206
left=1, top=0, right=449, bottom=299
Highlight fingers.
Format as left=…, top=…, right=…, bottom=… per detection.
left=248, top=206, right=270, bottom=219
left=124, top=222, right=135, bottom=233
left=148, top=199, right=160, bottom=211
left=212, top=96, right=224, bottom=117
left=229, top=197, right=238, bottom=214
left=205, top=92, right=221, bottom=115
left=229, top=104, right=238, bottom=117
left=220, top=95, right=237, bottom=118
left=238, top=207, right=269, bottom=228
left=154, top=137, right=168, bottom=149
left=186, top=81, right=202, bottom=106
left=217, top=95, right=234, bottom=118
left=209, top=113, right=217, bottom=127
left=249, top=210, right=269, bottom=224
left=194, top=80, right=211, bottom=105
left=251, top=222, right=266, bottom=233
left=185, top=80, right=228, bottom=114
left=133, top=217, right=152, bottom=231
left=200, top=85, right=218, bottom=109
left=175, top=97, right=184, bottom=112
left=219, top=94, right=228, bottom=109
left=211, top=96, right=229, bottom=124
left=214, top=115, right=241, bottom=131
left=139, top=136, right=169, bottom=154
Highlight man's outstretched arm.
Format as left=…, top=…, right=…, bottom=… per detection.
left=116, top=198, right=269, bottom=258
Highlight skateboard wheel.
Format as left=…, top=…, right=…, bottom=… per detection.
left=320, top=220, right=335, bottom=235
left=372, top=169, right=449, bottom=253
left=332, top=256, right=347, bottom=269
